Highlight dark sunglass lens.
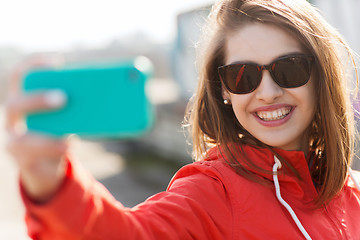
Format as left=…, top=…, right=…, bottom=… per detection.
left=273, top=56, right=312, bottom=88
left=220, top=64, right=261, bottom=94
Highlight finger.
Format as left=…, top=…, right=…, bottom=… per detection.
left=19, top=156, right=67, bottom=183
left=5, top=90, right=67, bottom=132
left=7, top=134, right=68, bottom=168
left=8, top=54, right=65, bottom=97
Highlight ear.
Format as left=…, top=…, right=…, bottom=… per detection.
left=222, top=87, right=231, bottom=102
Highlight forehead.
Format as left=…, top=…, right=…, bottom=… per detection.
left=225, top=23, right=304, bottom=65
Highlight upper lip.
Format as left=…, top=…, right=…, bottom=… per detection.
left=252, top=104, right=294, bottom=113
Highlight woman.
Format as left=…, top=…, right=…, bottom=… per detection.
left=6, top=0, right=360, bottom=239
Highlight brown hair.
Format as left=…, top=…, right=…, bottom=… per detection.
left=184, top=0, right=358, bottom=206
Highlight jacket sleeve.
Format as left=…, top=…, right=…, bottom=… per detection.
left=21, top=157, right=233, bottom=240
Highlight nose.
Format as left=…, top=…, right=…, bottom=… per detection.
left=255, top=70, right=283, bottom=103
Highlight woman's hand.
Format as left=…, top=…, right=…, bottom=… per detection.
left=5, top=55, right=69, bottom=203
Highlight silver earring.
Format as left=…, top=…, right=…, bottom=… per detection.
left=224, top=99, right=230, bottom=105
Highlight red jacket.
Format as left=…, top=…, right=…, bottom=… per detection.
left=21, top=145, right=360, bottom=239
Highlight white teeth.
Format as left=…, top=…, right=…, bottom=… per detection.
left=272, top=111, right=277, bottom=119
left=256, top=107, right=292, bottom=121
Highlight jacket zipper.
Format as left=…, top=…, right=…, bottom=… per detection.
left=324, top=206, right=348, bottom=240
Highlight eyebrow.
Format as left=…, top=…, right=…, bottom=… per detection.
left=228, top=51, right=305, bottom=65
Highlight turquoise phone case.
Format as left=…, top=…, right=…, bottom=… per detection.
left=22, top=57, right=154, bottom=139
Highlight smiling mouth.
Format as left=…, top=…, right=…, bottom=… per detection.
left=256, top=107, right=292, bottom=121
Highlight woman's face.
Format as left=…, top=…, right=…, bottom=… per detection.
left=222, top=23, right=316, bottom=152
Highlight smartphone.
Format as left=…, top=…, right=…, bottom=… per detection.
left=22, top=56, right=154, bottom=139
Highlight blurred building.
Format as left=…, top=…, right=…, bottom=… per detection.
left=313, top=0, right=360, bottom=169
left=314, top=0, right=360, bottom=56
left=132, top=5, right=213, bottom=162
left=172, top=6, right=211, bottom=100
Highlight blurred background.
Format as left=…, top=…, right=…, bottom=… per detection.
left=0, top=0, right=359, bottom=239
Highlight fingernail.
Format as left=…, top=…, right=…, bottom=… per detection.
left=44, top=90, right=67, bottom=107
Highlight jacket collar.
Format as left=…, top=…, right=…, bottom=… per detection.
left=205, top=144, right=318, bottom=201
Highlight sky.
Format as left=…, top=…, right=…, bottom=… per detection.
left=0, top=0, right=214, bottom=52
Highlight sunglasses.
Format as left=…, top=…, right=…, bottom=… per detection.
left=218, top=54, right=314, bottom=94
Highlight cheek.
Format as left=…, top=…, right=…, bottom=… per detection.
left=289, top=79, right=317, bottom=121
left=229, top=94, right=253, bottom=122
